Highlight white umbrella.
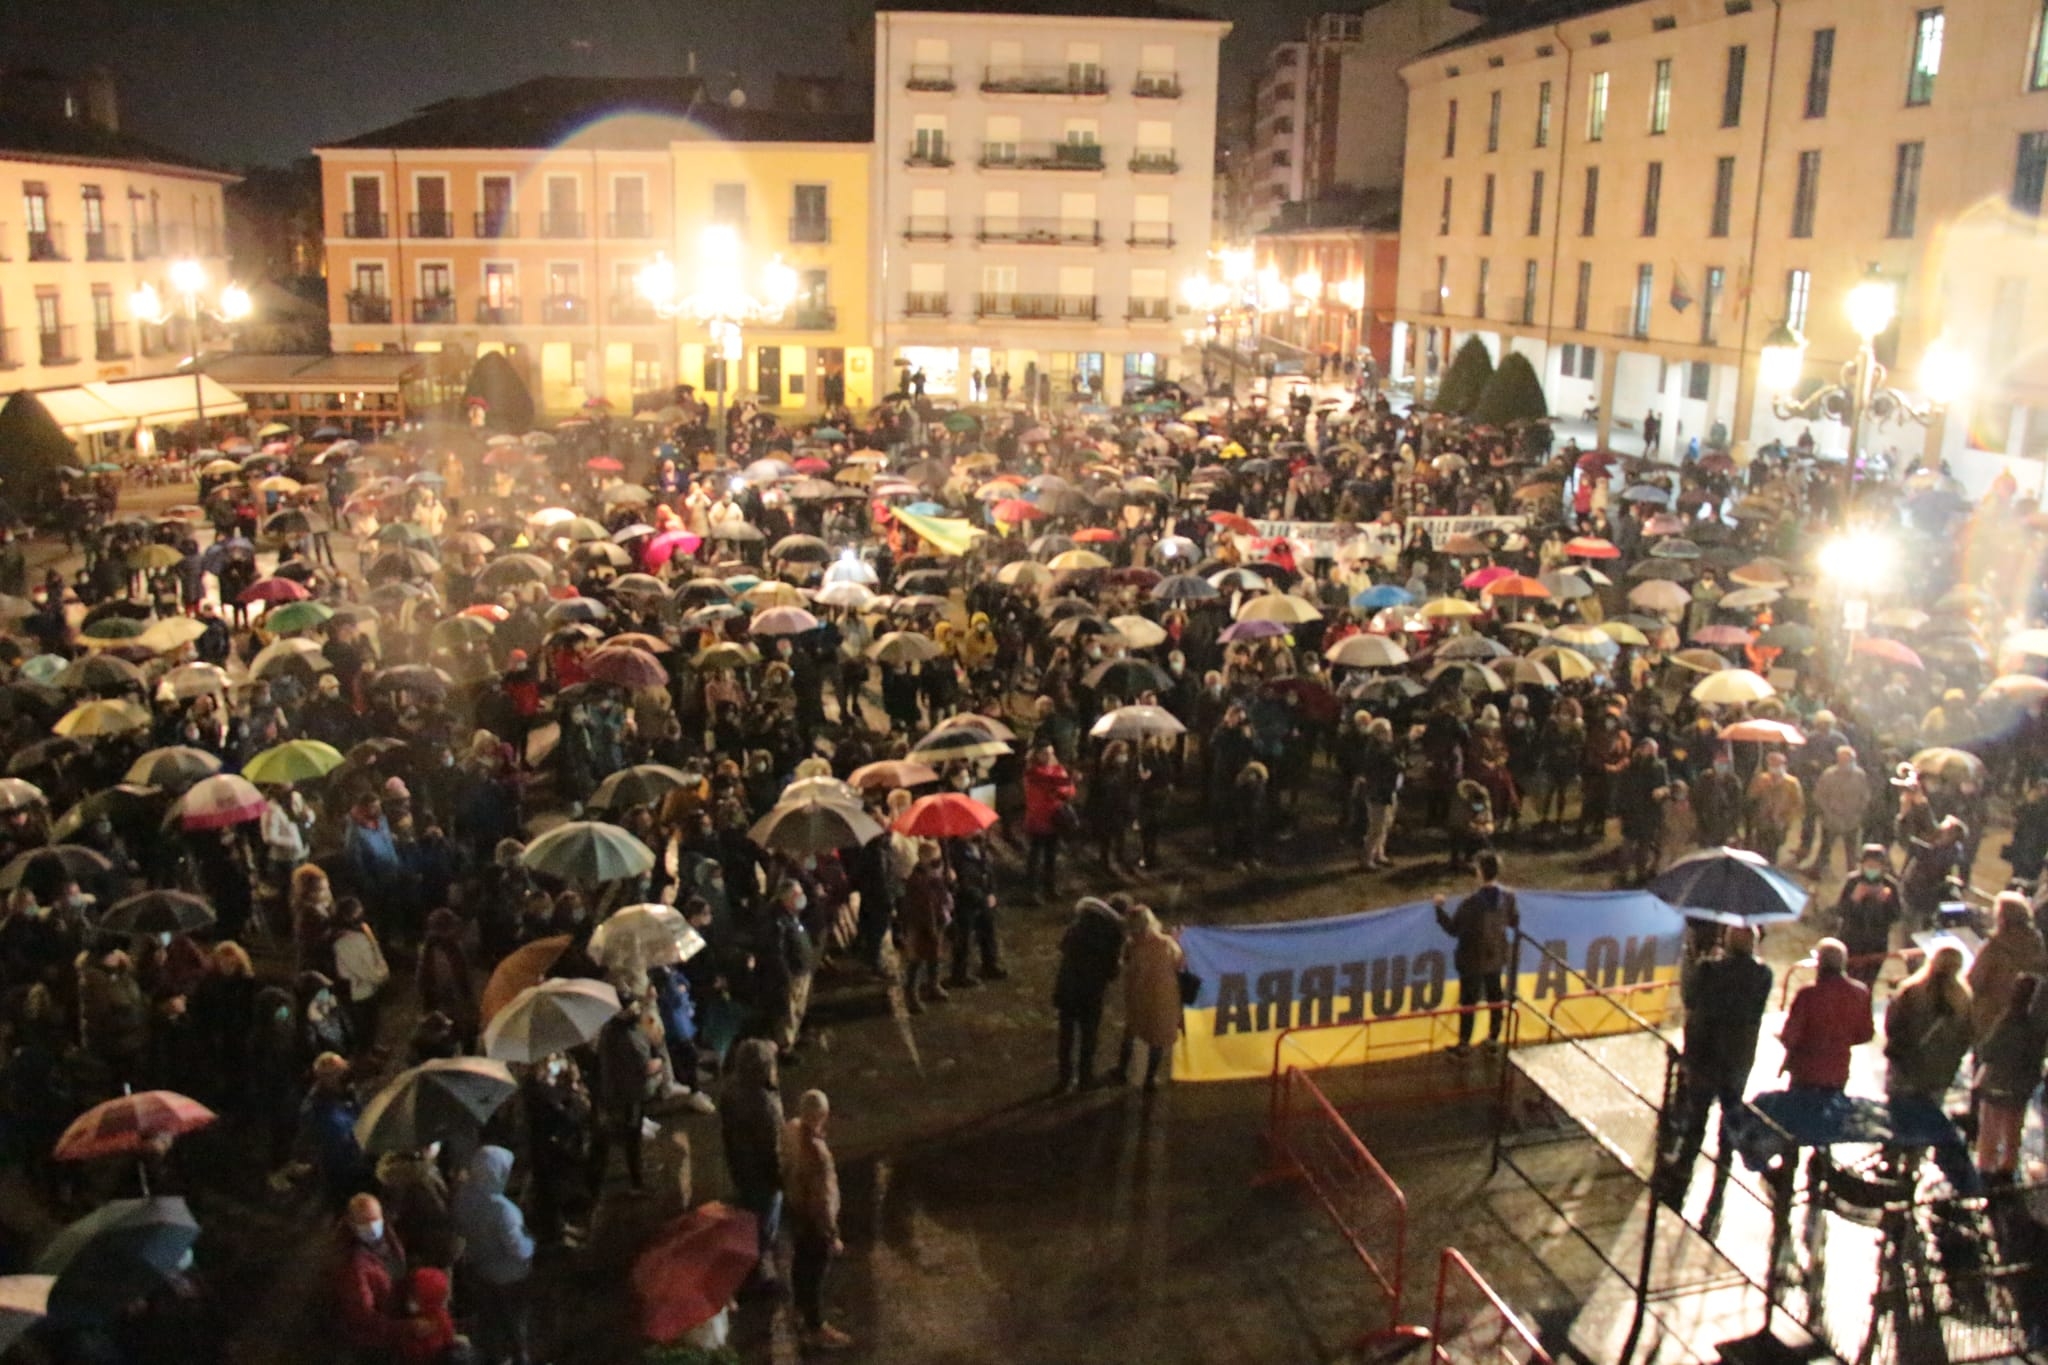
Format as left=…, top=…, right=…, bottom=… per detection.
left=482, top=979, right=621, bottom=1063
left=1237, top=594, right=1322, bottom=625
left=589, top=905, right=706, bottom=970
left=1325, top=635, right=1409, bottom=669
left=1691, top=668, right=1776, bottom=705
left=1090, top=705, right=1187, bottom=741
left=1107, top=615, right=1168, bottom=649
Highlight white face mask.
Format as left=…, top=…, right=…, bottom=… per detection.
left=355, top=1219, right=385, bottom=1245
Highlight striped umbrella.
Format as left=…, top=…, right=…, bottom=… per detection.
left=55, top=1091, right=217, bottom=1161
left=174, top=774, right=267, bottom=830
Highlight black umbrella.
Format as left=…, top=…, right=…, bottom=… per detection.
left=36, top=1196, right=199, bottom=1326
left=0, top=844, right=111, bottom=891
left=1648, top=847, right=1809, bottom=927
left=368, top=665, right=452, bottom=696
left=1083, top=657, right=1172, bottom=695
left=100, top=891, right=216, bottom=937
left=895, top=569, right=950, bottom=595
left=1627, top=559, right=1695, bottom=582
left=8, top=736, right=86, bottom=777
left=82, top=600, right=154, bottom=625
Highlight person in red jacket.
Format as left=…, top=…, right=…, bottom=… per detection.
left=332, top=1192, right=409, bottom=1361
left=1780, top=938, right=1875, bottom=1093
left=1022, top=742, right=1077, bottom=904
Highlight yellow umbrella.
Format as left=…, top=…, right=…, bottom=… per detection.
left=137, top=617, right=208, bottom=654
left=243, top=740, right=347, bottom=785
left=1529, top=645, right=1598, bottom=680
left=55, top=699, right=151, bottom=738
left=1547, top=623, right=1610, bottom=648
left=257, top=476, right=303, bottom=495
left=833, top=465, right=874, bottom=485
left=1420, top=597, right=1482, bottom=619
left=694, top=642, right=762, bottom=671
left=1048, top=549, right=1111, bottom=572
left=742, top=582, right=807, bottom=609
left=127, top=544, right=184, bottom=571
left=1690, top=668, right=1775, bottom=705
left=1237, top=593, right=1322, bottom=625
left=1598, top=621, right=1651, bottom=646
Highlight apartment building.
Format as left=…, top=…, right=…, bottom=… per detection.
left=872, top=0, right=1230, bottom=403
left=1398, top=0, right=2048, bottom=490
left=1248, top=42, right=1308, bottom=232
left=1301, top=4, right=1481, bottom=203
left=0, top=68, right=236, bottom=432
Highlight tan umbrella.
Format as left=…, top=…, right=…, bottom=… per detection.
left=1691, top=668, right=1776, bottom=705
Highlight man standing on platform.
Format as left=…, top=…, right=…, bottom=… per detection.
left=1660, top=926, right=1773, bottom=1207
left=1434, top=852, right=1519, bottom=1056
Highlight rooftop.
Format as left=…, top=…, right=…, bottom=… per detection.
left=1258, top=190, right=1402, bottom=235
left=879, top=0, right=1220, bottom=21
left=0, top=108, right=232, bottom=181
left=1423, top=0, right=1638, bottom=54
left=322, top=76, right=867, bottom=151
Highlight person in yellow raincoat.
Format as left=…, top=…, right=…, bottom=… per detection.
left=954, top=611, right=998, bottom=692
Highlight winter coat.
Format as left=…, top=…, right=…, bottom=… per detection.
left=1811, top=764, right=1873, bottom=834
left=78, top=958, right=149, bottom=1065
left=1834, top=874, right=1904, bottom=961
left=1438, top=883, right=1519, bottom=975
left=595, top=1013, right=654, bottom=1117
left=1781, top=974, right=1874, bottom=1090
left=1022, top=760, right=1077, bottom=837
left=1745, top=770, right=1803, bottom=828
left=1966, top=923, right=2048, bottom=1043
left=1680, top=950, right=1773, bottom=1090
left=331, top=1221, right=408, bottom=1351
left=899, top=863, right=953, bottom=962
left=375, top=1150, right=456, bottom=1268
left=1972, top=981, right=2048, bottom=1105
left=1122, top=926, right=1186, bottom=1050
left=1883, top=983, right=1974, bottom=1101
left=1053, top=898, right=1125, bottom=1011
left=451, top=1145, right=535, bottom=1286
left=780, top=1118, right=840, bottom=1240
left=720, top=1039, right=784, bottom=1200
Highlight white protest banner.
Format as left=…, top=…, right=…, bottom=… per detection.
left=1407, top=514, right=1527, bottom=545
left=1249, top=519, right=1356, bottom=562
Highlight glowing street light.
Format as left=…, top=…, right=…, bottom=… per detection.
left=638, top=224, right=800, bottom=459
left=130, top=258, right=251, bottom=438
left=1291, top=270, right=1323, bottom=304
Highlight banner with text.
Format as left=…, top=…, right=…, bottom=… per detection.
left=1249, top=519, right=1356, bottom=564
left=1174, top=890, right=1683, bottom=1082
left=1407, top=514, right=1528, bottom=546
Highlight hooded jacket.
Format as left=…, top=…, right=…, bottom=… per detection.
left=720, top=1039, right=785, bottom=1198
left=1053, top=898, right=1126, bottom=1010
left=451, top=1145, right=535, bottom=1286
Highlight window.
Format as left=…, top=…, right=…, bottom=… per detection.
left=1535, top=81, right=1552, bottom=147
left=1440, top=176, right=1453, bottom=233
left=2032, top=3, right=2048, bottom=90
left=1481, top=174, right=1496, bottom=235
left=1477, top=258, right=1491, bottom=318
left=1445, top=99, right=1458, bottom=156
left=1791, top=150, right=1821, bottom=237
left=1642, top=162, right=1662, bottom=236
left=1528, top=169, right=1545, bottom=236
left=913, top=114, right=949, bottom=162
left=1786, top=268, right=1812, bottom=332
left=1889, top=142, right=1924, bottom=237
left=1487, top=90, right=1502, bottom=152
left=1522, top=260, right=1538, bottom=324
left=1650, top=58, right=1672, bottom=134
left=1574, top=260, right=1593, bottom=330
left=1805, top=29, right=1834, bottom=118
left=420, top=263, right=452, bottom=298
left=1632, top=263, right=1654, bottom=337
left=1908, top=9, right=1943, bottom=106
left=1587, top=72, right=1609, bottom=140
left=479, top=176, right=513, bottom=236
left=1688, top=361, right=1711, bottom=400
left=1561, top=342, right=1578, bottom=373
left=1581, top=165, right=1599, bottom=236
left=352, top=262, right=386, bottom=297
left=483, top=262, right=516, bottom=308
left=1702, top=266, right=1725, bottom=344
left=1066, top=41, right=1102, bottom=91
left=1436, top=255, right=1448, bottom=310
left=792, top=184, right=828, bottom=242
left=1709, top=156, right=1736, bottom=238
left=711, top=183, right=747, bottom=224
left=1722, top=45, right=1747, bottom=127
left=2015, top=131, right=2048, bottom=214
left=1063, top=118, right=1099, bottom=148
left=1578, top=346, right=1597, bottom=379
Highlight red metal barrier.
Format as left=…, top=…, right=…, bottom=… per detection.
left=1430, top=1247, right=1552, bottom=1365
left=1264, top=1066, right=1431, bottom=1352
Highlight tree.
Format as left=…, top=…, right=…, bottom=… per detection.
left=1435, top=335, right=1495, bottom=416
left=1476, top=351, right=1551, bottom=427
left=0, top=389, right=78, bottom=518
left=463, top=350, right=535, bottom=434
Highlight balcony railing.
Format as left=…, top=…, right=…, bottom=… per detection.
left=1127, top=298, right=1173, bottom=321
left=1127, top=225, right=1175, bottom=248
left=785, top=306, right=837, bottom=331
left=981, top=64, right=1107, bottom=96
left=38, top=326, right=77, bottom=365
left=342, top=211, right=387, bottom=239
left=905, top=291, right=949, bottom=317
left=84, top=229, right=122, bottom=261
left=975, top=292, right=1097, bottom=320
left=475, top=211, right=518, bottom=239
left=609, top=297, right=659, bottom=324
left=903, top=216, right=951, bottom=241
left=346, top=293, right=393, bottom=324
left=907, top=63, right=956, bottom=91
left=541, top=294, right=588, bottom=324
left=1129, top=151, right=1179, bottom=174
left=132, top=224, right=161, bottom=260
left=539, top=211, right=586, bottom=239
left=977, top=216, right=1100, bottom=244
left=27, top=224, right=66, bottom=261
left=1134, top=72, right=1183, bottom=99
left=95, top=325, right=132, bottom=360
left=787, top=216, right=831, bottom=244
left=905, top=142, right=953, bottom=168
left=408, top=210, right=454, bottom=238
left=0, top=328, right=17, bottom=369
left=979, top=142, right=1104, bottom=171
left=413, top=296, right=456, bottom=324
left=607, top=212, right=653, bottom=238
left=158, top=223, right=225, bottom=257
left=476, top=299, right=522, bottom=325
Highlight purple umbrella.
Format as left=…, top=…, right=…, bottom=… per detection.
left=1219, top=618, right=1288, bottom=643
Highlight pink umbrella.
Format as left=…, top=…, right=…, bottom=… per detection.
left=749, top=607, right=820, bottom=637
left=644, top=531, right=701, bottom=567
left=1462, top=565, right=1514, bottom=590
left=585, top=456, right=624, bottom=473
left=1643, top=514, right=1686, bottom=536
left=585, top=646, right=670, bottom=691
left=1853, top=636, right=1924, bottom=670
left=1691, top=625, right=1754, bottom=646
left=240, top=578, right=310, bottom=605
left=178, top=774, right=267, bottom=831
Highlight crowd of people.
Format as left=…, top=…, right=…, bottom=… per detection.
left=0, top=369, right=2044, bottom=1362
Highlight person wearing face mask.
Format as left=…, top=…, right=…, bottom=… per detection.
left=78, top=936, right=149, bottom=1088
left=296, top=1052, right=370, bottom=1210
left=522, top=1052, right=593, bottom=1247
left=1743, top=751, right=1803, bottom=865
left=1690, top=745, right=1743, bottom=848
left=330, top=1191, right=410, bottom=1362
left=759, top=880, right=819, bottom=1060
left=1833, top=844, right=1903, bottom=986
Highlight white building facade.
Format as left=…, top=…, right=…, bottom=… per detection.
left=873, top=0, right=1229, bottom=403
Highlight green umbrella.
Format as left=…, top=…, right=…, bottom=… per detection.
left=942, top=412, right=979, bottom=432
left=520, top=820, right=656, bottom=884
left=242, top=740, right=346, bottom=786
left=78, top=617, right=148, bottom=643
left=372, top=522, right=438, bottom=548
left=811, top=426, right=845, bottom=441
left=263, top=601, right=334, bottom=634
left=85, top=462, right=123, bottom=474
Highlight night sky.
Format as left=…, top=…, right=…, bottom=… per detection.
left=1, top=0, right=1334, bottom=168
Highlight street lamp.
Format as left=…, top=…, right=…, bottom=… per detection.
left=637, top=224, right=799, bottom=461
left=131, top=259, right=251, bottom=443
left=1759, top=266, right=1967, bottom=521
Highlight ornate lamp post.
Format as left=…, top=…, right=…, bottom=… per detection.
left=131, top=258, right=251, bottom=442
left=636, top=224, right=798, bottom=461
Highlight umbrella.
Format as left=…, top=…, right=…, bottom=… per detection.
left=1728, top=559, right=1791, bottom=588
left=126, top=543, right=184, bottom=571
left=750, top=606, right=821, bottom=637
left=586, top=646, right=671, bottom=691
left=0, top=845, right=112, bottom=891
left=355, top=1058, right=517, bottom=1156
left=893, top=792, right=999, bottom=838
left=1218, top=618, right=1287, bottom=643
left=870, top=631, right=943, bottom=664
left=849, top=760, right=939, bottom=792
left=1667, top=648, right=1732, bottom=673
left=1529, top=646, right=1599, bottom=680
left=1091, top=705, right=1188, bottom=741
left=175, top=774, right=267, bottom=830
left=1437, top=634, right=1511, bottom=661
left=98, top=891, right=216, bottom=936
left=1537, top=572, right=1592, bottom=601
left=1691, top=625, right=1753, bottom=646
left=263, top=601, right=335, bottom=635
left=369, top=665, right=453, bottom=697
left=1237, top=594, right=1321, bottom=625
left=1911, top=747, right=1987, bottom=784
left=1598, top=621, right=1652, bottom=647
left=783, top=775, right=864, bottom=809
left=1648, top=847, right=1809, bottom=927
left=1352, top=584, right=1414, bottom=611
left=36, top=1197, right=200, bottom=1326
left=0, top=1276, right=51, bottom=1353
left=125, top=747, right=222, bottom=790
left=1548, top=624, right=1611, bottom=649
left=1420, top=598, right=1482, bottom=619
left=1049, top=549, right=1111, bottom=572
left=1564, top=536, right=1621, bottom=560
left=1721, top=719, right=1806, bottom=745
left=634, top=1202, right=762, bottom=1341
left=1717, top=587, right=1781, bottom=610
left=1106, top=614, right=1168, bottom=649
left=250, top=637, right=331, bottom=679
left=1853, top=637, right=1924, bottom=670
left=522, top=821, right=656, bottom=884
left=1650, top=537, right=1701, bottom=560
left=1427, top=660, right=1506, bottom=692
left=1463, top=566, right=1514, bottom=591
left=1498, top=657, right=1560, bottom=689
left=1757, top=622, right=1816, bottom=652
left=1691, top=668, right=1775, bottom=705
left=242, top=740, right=347, bottom=786
left=55, top=698, right=151, bottom=738
left=239, top=576, right=310, bottom=605
left=589, top=764, right=696, bottom=813
left=0, top=777, right=44, bottom=813
left=1628, top=580, right=1691, bottom=613
left=479, top=936, right=572, bottom=1025
left=55, top=1091, right=217, bottom=1161
left=1983, top=674, right=2048, bottom=703
left=749, top=796, right=884, bottom=854
left=1326, top=635, right=1409, bottom=668
left=1480, top=574, right=1550, bottom=600
left=590, top=905, right=706, bottom=971
left=137, top=617, right=210, bottom=654
left=694, top=642, right=762, bottom=671
left=482, top=978, right=621, bottom=1063
left=1082, top=658, right=1172, bottom=695
left=1628, top=558, right=1694, bottom=582
left=1155, top=574, right=1221, bottom=603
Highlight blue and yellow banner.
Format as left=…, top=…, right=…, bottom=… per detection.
left=1175, top=891, right=1685, bottom=1082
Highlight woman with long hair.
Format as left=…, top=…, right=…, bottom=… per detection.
left=1884, top=943, right=1979, bottom=1191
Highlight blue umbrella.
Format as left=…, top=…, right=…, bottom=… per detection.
left=1353, top=584, right=1414, bottom=611
left=1648, top=846, right=1809, bottom=926
left=904, top=501, right=946, bottom=516
left=200, top=538, right=255, bottom=573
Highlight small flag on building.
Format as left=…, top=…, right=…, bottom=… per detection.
left=1668, top=266, right=1694, bottom=313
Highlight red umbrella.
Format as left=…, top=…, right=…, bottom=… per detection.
left=176, top=774, right=267, bottom=831
left=849, top=759, right=939, bottom=792
left=461, top=604, right=510, bottom=622
left=1576, top=449, right=1620, bottom=472
left=991, top=499, right=1046, bottom=524
left=893, top=792, right=999, bottom=838
left=1462, top=565, right=1514, bottom=590
left=1073, top=527, right=1120, bottom=544
left=1563, top=536, right=1621, bottom=560
left=585, top=456, right=625, bottom=473
left=585, top=646, right=670, bottom=691
left=240, top=577, right=310, bottom=605
left=1853, top=636, right=1924, bottom=670
left=792, top=456, right=831, bottom=474
left=1209, top=511, right=1257, bottom=537
left=482, top=447, right=527, bottom=467
left=56, top=1091, right=216, bottom=1161
left=644, top=531, right=701, bottom=567
left=634, top=1202, right=761, bottom=1341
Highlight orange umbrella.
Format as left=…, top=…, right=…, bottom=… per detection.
left=1209, top=511, right=1257, bottom=537
left=1480, top=574, right=1550, bottom=599
left=1564, top=536, right=1621, bottom=560
left=893, top=792, right=999, bottom=838
left=480, top=935, right=572, bottom=1025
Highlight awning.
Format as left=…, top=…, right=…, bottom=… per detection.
left=86, top=375, right=248, bottom=425
left=33, top=386, right=131, bottom=435
left=201, top=351, right=422, bottom=393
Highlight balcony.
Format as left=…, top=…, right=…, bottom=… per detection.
left=904, top=291, right=950, bottom=317
left=1129, top=151, right=1179, bottom=175
left=342, top=211, right=387, bottom=239
left=1127, top=225, right=1175, bottom=248
left=609, top=297, right=659, bottom=325
left=1127, top=297, right=1173, bottom=322
left=84, top=229, right=122, bottom=262
left=977, top=216, right=1100, bottom=245
left=412, top=296, right=457, bottom=324
left=27, top=223, right=66, bottom=261
left=907, top=63, right=955, bottom=91
left=1133, top=72, right=1182, bottom=99
left=474, top=211, right=519, bottom=239
left=785, top=306, right=837, bottom=331
left=346, top=293, right=393, bottom=324
left=981, top=64, right=1107, bottom=96
left=476, top=299, right=522, bottom=325
left=0, top=329, right=17, bottom=369
left=159, top=223, right=225, bottom=257
left=974, top=292, right=1097, bottom=321
left=408, top=210, right=454, bottom=238
left=903, top=216, right=952, bottom=242
left=905, top=142, right=953, bottom=169
left=607, top=212, right=653, bottom=238
left=94, top=325, right=132, bottom=360
left=539, top=211, right=586, bottom=239
left=978, top=141, right=1105, bottom=172
left=788, top=216, right=831, bottom=244
left=38, top=326, right=78, bottom=366
left=541, top=294, right=588, bottom=324
left=132, top=224, right=161, bottom=260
